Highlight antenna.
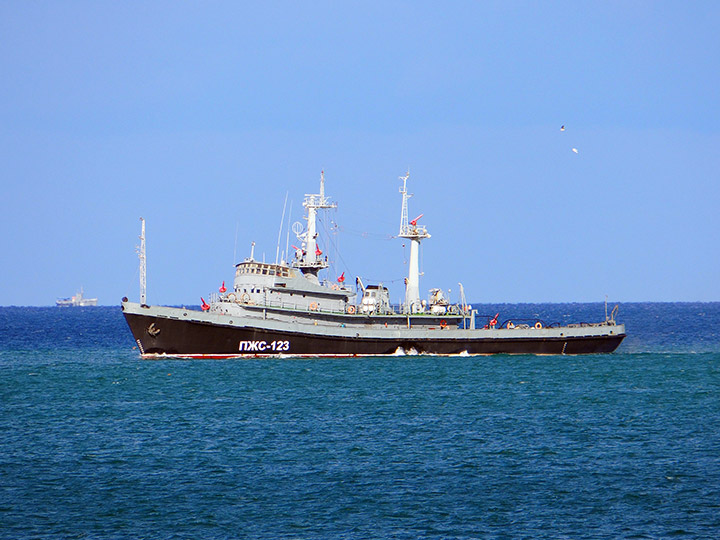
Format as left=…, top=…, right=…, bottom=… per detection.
left=137, top=217, right=146, bottom=305
left=275, top=192, right=289, bottom=265
left=284, top=201, right=293, bottom=265
left=233, top=221, right=239, bottom=266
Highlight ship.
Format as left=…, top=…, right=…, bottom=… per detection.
left=121, top=172, right=625, bottom=357
left=56, top=288, right=98, bottom=307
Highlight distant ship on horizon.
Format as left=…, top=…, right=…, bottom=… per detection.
left=56, top=288, right=97, bottom=307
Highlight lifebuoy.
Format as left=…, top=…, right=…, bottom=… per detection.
left=227, top=293, right=237, bottom=302
left=534, top=322, right=543, bottom=329
left=440, top=320, right=447, bottom=329
left=347, top=305, right=356, bottom=314
left=309, top=302, right=318, bottom=311
left=506, top=321, right=515, bottom=329
left=241, top=293, right=250, bottom=304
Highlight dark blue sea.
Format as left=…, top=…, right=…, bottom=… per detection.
left=1, top=303, right=719, bottom=539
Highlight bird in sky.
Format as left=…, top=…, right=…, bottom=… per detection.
left=560, top=125, right=565, bottom=131
left=572, top=148, right=579, bottom=154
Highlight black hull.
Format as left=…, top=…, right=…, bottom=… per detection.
left=123, top=312, right=625, bottom=357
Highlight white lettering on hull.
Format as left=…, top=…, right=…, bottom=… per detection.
left=238, top=340, right=290, bottom=352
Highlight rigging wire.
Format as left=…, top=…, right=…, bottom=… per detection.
left=316, top=210, right=409, bottom=287
left=317, top=213, right=405, bottom=285
left=357, top=276, right=406, bottom=284
left=335, top=224, right=396, bottom=240
left=317, top=210, right=346, bottom=279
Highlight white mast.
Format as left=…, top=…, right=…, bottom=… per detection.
left=138, top=217, right=147, bottom=305
left=305, top=170, right=335, bottom=264
left=294, top=170, right=336, bottom=282
left=398, top=172, right=430, bottom=313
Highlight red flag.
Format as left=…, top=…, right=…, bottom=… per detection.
left=201, top=297, right=210, bottom=311
left=315, top=246, right=322, bottom=256
left=409, top=213, right=424, bottom=226
left=337, top=272, right=345, bottom=283
left=219, top=281, right=226, bottom=293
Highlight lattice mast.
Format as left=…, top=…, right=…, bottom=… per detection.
left=398, top=172, right=430, bottom=312
left=137, top=217, right=147, bottom=305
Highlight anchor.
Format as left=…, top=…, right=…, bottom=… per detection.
left=146, top=323, right=160, bottom=337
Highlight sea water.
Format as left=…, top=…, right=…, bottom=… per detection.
left=1, top=303, right=719, bottom=539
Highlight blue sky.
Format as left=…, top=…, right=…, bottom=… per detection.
left=1, top=1, right=718, bottom=306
